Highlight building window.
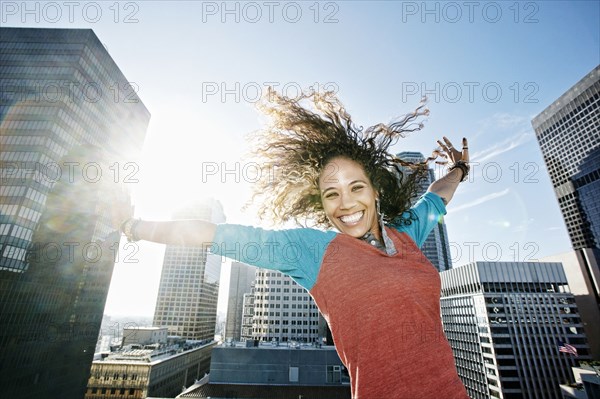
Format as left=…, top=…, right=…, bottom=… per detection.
left=326, top=365, right=341, bottom=383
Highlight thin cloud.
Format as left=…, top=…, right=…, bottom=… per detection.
left=471, top=131, right=534, bottom=163
left=481, top=113, right=529, bottom=129
left=469, top=113, right=536, bottom=162
left=450, top=188, right=510, bottom=213
left=513, top=218, right=535, bottom=233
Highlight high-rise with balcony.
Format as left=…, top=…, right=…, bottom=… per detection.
left=152, top=198, right=225, bottom=341
left=440, top=261, right=592, bottom=399
left=0, top=28, right=150, bottom=399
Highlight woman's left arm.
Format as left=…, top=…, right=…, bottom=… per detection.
left=427, top=136, right=469, bottom=206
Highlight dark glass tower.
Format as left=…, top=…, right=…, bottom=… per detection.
left=0, top=28, right=149, bottom=398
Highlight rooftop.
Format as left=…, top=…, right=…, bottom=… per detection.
left=94, top=340, right=215, bottom=365
left=223, top=339, right=335, bottom=351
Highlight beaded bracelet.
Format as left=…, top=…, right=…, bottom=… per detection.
left=120, top=218, right=141, bottom=242
left=448, top=160, right=470, bottom=182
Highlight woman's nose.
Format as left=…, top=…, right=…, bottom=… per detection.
left=339, top=192, right=357, bottom=210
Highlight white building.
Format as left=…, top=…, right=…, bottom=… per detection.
left=245, top=270, right=325, bottom=343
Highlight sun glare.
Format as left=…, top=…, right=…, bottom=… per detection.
left=133, top=115, right=257, bottom=225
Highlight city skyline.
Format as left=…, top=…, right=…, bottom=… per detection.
left=1, top=2, right=598, bottom=317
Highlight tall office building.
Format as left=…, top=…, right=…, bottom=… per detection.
left=0, top=28, right=149, bottom=399
left=1, top=27, right=149, bottom=272
left=153, top=198, right=225, bottom=341
left=532, top=65, right=600, bottom=250
left=440, top=261, right=592, bottom=399
left=225, top=261, right=257, bottom=341
left=246, top=270, right=325, bottom=343
left=532, top=65, right=600, bottom=360
left=396, top=151, right=453, bottom=271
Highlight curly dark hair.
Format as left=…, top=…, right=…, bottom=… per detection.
left=248, top=88, right=434, bottom=229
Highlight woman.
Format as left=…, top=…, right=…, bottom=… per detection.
left=119, top=89, right=470, bottom=398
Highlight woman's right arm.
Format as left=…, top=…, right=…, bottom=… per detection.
left=128, top=220, right=216, bottom=247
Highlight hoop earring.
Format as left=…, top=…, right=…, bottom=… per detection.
left=377, top=198, right=398, bottom=256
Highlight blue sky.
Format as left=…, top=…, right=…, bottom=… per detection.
left=4, top=1, right=599, bottom=316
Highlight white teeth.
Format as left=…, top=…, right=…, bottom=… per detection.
left=340, top=211, right=363, bottom=224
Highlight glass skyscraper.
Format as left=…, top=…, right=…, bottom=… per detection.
left=532, top=65, right=600, bottom=250
left=0, top=28, right=149, bottom=399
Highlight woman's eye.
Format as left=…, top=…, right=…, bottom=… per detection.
left=325, top=192, right=338, bottom=199
left=352, top=185, right=364, bottom=191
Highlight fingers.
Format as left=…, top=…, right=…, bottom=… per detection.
left=462, top=137, right=469, bottom=163
left=436, top=138, right=450, bottom=153
left=436, top=136, right=470, bottom=163
left=443, top=136, right=454, bottom=148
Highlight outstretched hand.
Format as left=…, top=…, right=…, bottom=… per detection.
left=100, top=183, right=134, bottom=233
left=436, top=136, right=469, bottom=166
left=425, top=136, right=470, bottom=204
left=426, top=136, right=469, bottom=167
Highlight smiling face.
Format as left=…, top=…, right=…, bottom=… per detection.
left=318, top=157, right=381, bottom=240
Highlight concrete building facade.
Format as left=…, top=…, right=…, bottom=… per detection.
left=245, top=270, right=325, bottom=344
left=85, top=341, right=215, bottom=399
left=440, top=261, right=592, bottom=399
left=540, top=250, right=600, bottom=360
